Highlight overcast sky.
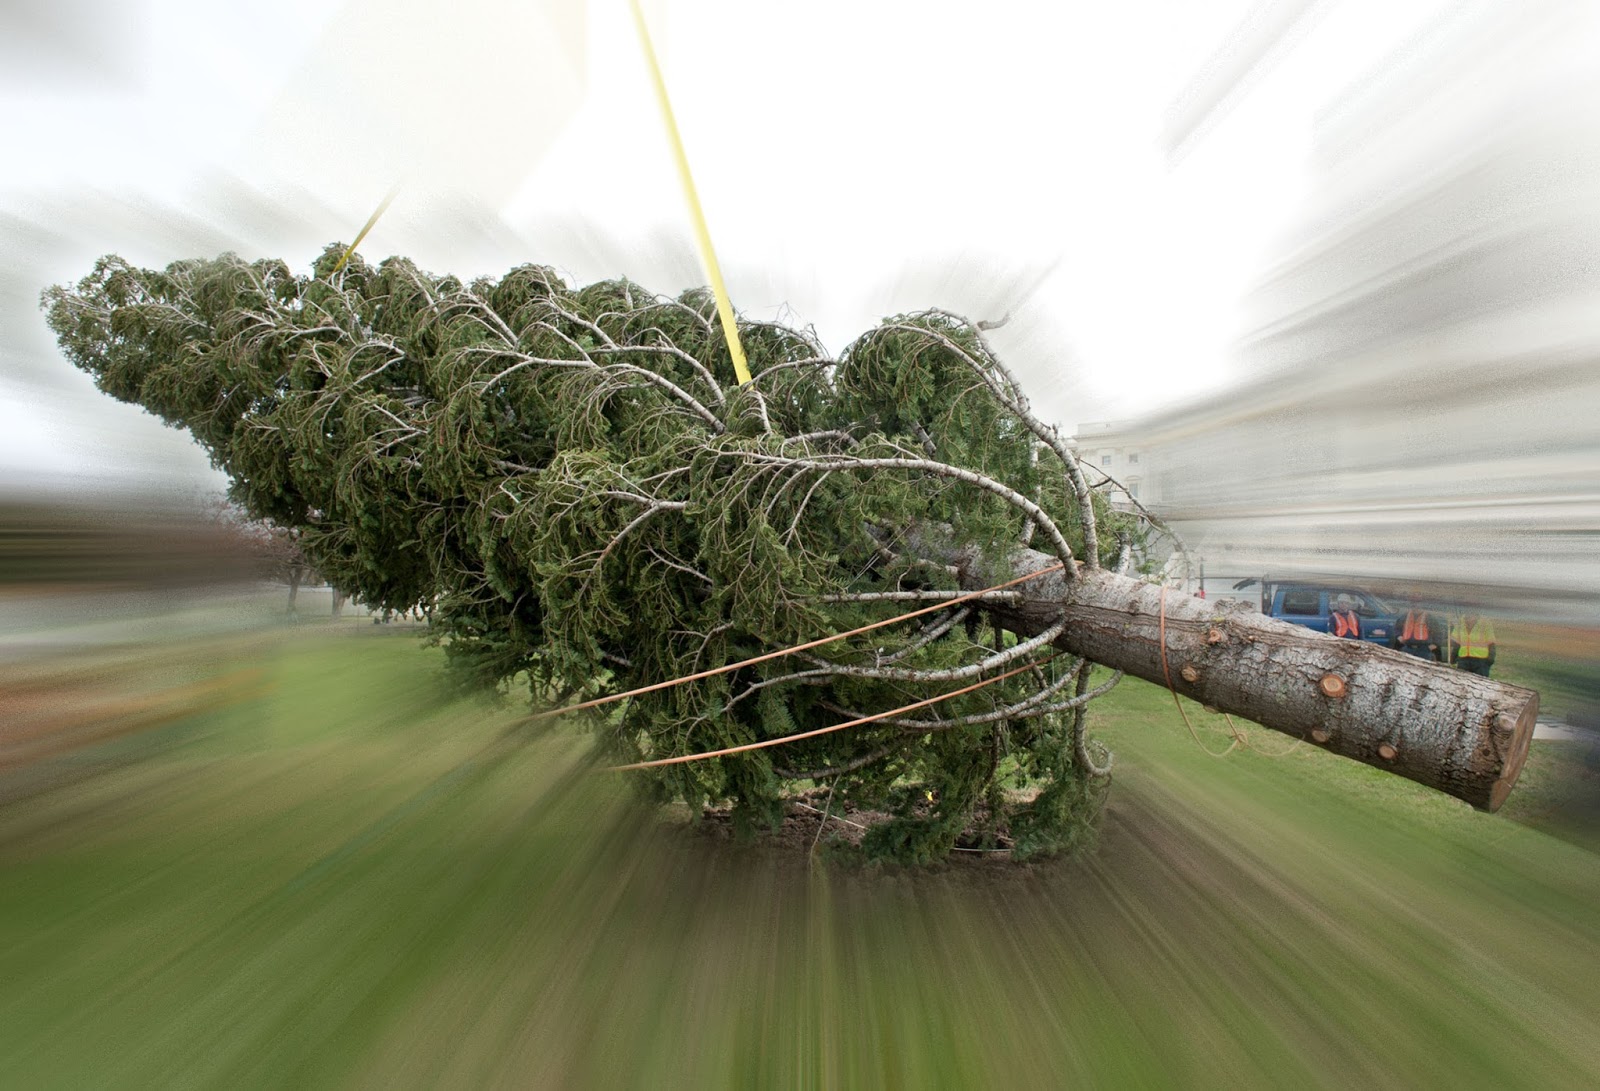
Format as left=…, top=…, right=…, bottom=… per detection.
left=0, top=0, right=1484, bottom=497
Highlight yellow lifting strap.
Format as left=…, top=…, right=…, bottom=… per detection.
left=331, top=187, right=402, bottom=274
left=629, top=0, right=753, bottom=386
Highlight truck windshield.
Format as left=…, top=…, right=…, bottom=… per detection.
left=1350, top=592, right=1394, bottom=616
left=1281, top=590, right=1321, bottom=615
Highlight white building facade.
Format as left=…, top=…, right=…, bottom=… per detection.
left=1068, top=420, right=1153, bottom=511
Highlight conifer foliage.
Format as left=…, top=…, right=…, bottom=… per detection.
left=43, top=247, right=1151, bottom=862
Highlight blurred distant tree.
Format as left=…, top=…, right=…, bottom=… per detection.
left=205, top=498, right=315, bottom=615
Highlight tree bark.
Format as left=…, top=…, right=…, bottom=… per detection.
left=932, top=541, right=1538, bottom=812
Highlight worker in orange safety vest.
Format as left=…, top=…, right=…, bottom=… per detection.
left=1449, top=612, right=1497, bottom=677
left=1395, top=592, right=1440, bottom=661
left=1330, top=594, right=1361, bottom=639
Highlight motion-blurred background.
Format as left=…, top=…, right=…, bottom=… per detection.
left=4, top=1, right=1600, bottom=1086
left=8, top=1, right=1600, bottom=609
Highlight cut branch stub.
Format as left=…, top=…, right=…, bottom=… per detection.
left=1320, top=673, right=1348, bottom=698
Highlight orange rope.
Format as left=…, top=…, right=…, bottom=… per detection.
left=607, top=655, right=1053, bottom=771
left=523, top=563, right=1066, bottom=723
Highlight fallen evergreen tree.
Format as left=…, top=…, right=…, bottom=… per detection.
left=42, top=247, right=1538, bottom=863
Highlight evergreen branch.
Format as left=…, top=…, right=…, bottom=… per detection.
left=728, top=451, right=1078, bottom=572
left=812, top=590, right=1021, bottom=605
left=772, top=740, right=910, bottom=781
left=594, top=336, right=726, bottom=408
left=798, top=617, right=1067, bottom=684
left=875, top=317, right=1102, bottom=566
left=1073, top=668, right=1117, bottom=776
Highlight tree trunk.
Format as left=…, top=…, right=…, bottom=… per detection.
left=937, top=542, right=1538, bottom=812
left=286, top=567, right=302, bottom=616
left=332, top=588, right=346, bottom=619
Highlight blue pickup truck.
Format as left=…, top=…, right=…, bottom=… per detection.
left=1248, top=580, right=1399, bottom=645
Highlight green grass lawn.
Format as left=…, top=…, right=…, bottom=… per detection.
left=1478, top=621, right=1600, bottom=724
left=2, top=629, right=1599, bottom=1088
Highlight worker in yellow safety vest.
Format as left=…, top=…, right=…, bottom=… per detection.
left=1449, top=612, right=1497, bottom=677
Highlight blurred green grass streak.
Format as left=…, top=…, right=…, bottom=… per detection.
left=1, top=631, right=1598, bottom=1088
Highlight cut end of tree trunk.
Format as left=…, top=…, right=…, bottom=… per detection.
left=1485, top=693, right=1538, bottom=812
